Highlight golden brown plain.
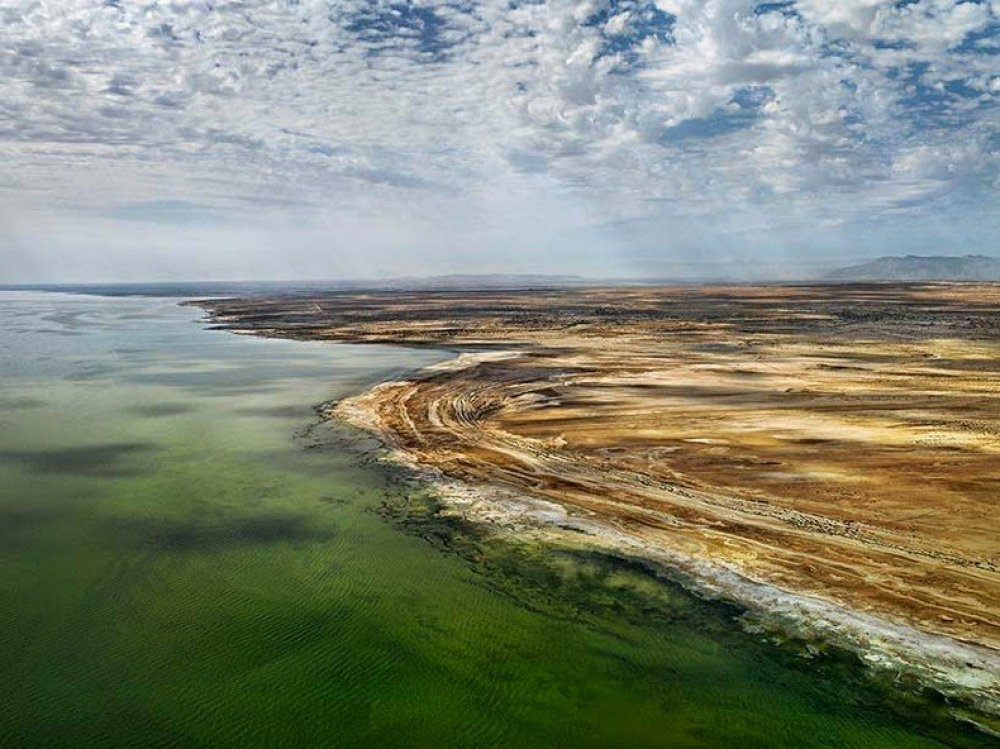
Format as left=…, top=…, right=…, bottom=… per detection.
left=200, top=283, right=1000, bottom=650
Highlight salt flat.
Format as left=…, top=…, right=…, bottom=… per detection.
left=201, top=283, right=1000, bottom=708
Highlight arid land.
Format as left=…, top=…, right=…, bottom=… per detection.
left=198, top=284, right=1000, bottom=703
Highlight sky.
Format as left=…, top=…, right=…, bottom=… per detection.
left=1, top=0, right=997, bottom=282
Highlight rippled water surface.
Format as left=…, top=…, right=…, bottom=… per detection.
left=0, top=293, right=991, bottom=748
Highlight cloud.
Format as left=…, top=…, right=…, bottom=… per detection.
left=103, top=199, right=232, bottom=226
left=0, top=0, right=996, bottom=280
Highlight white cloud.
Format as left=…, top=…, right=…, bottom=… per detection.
left=0, top=0, right=996, bottom=280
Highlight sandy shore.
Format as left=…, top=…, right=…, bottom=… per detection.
left=331, top=351, right=1000, bottom=719
left=196, top=283, right=1000, bottom=718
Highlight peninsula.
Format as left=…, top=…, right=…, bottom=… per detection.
left=197, top=283, right=1000, bottom=713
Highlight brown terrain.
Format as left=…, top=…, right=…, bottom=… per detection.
left=199, top=284, right=1000, bottom=654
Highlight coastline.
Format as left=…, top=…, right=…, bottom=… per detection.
left=192, top=284, right=1000, bottom=726
left=330, top=351, right=1000, bottom=722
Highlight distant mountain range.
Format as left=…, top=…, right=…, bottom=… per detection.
left=825, top=255, right=1000, bottom=281
left=6, top=259, right=999, bottom=297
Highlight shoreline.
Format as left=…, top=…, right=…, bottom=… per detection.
left=330, top=351, right=1000, bottom=722
left=192, top=285, right=1000, bottom=725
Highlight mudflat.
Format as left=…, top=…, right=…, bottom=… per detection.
left=199, top=284, right=1000, bottom=654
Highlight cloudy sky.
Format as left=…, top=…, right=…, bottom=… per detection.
left=1, top=0, right=997, bottom=281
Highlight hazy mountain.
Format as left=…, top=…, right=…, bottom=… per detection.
left=825, top=255, right=1000, bottom=281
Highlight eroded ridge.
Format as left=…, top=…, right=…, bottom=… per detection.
left=199, top=284, right=1000, bottom=662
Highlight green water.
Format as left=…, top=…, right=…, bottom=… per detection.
left=0, top=292, right=991, bottom=748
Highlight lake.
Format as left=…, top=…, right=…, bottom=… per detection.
left=0, top=292, right=989, bottom=748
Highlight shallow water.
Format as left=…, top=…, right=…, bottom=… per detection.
left=0, top=293, right=991, bottom=748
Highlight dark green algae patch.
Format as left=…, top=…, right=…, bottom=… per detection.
left=365, top=450, right=998, bottom=749
left=0, top=294, right=995, bottom=749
